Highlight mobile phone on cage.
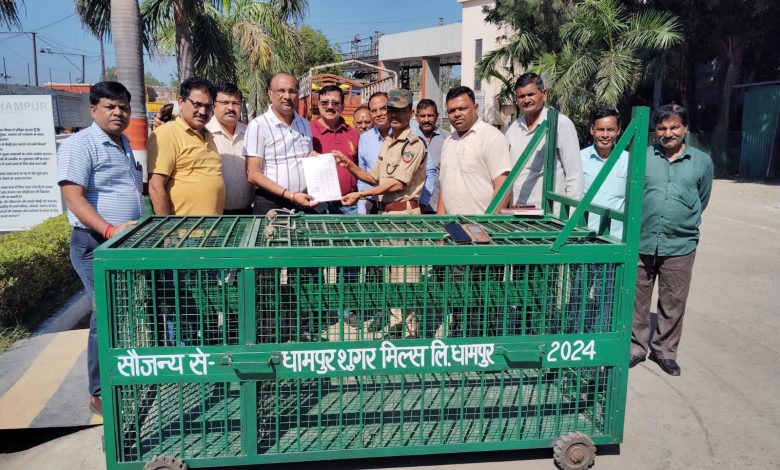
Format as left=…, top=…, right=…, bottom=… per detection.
left=463, top=223, right=491, bottom=243
left=444, top=222, right=472, bottom=244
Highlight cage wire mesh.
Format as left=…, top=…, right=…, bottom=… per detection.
left=101, top=215, right=625, bottom=464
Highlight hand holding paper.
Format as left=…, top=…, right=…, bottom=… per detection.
left=302, top=153, right=342, bottom=202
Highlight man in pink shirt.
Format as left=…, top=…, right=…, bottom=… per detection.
left=310, top=84, right=360, bottom=214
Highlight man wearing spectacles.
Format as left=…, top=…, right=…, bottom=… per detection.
left=205, top=83, right=253, bottom=214
left=352, top=105, right=373, bottom=134
left=310, top=84, right=360, bottom=214
left=148, top=76, right=225, bottom=215
left=244, top=71, right=318, bottom=214
left=355, top=92, right=392, bottom=214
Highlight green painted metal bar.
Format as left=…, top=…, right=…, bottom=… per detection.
left=198, top=217, right=221, bottom=248
left=611, top=106, right=649, bottom=441
left=151, top=217, right=186, bottom=249
left=485, top=120, right=550, bottom=214
left=126, top=217, right=166, bottom=249
left=93, top=108, right=650, bottom=467
left=220, top=217, right=240, bottom=248
left=550, top=108, right=648, bottom=252
left=542, top=109, right=559, bottom=216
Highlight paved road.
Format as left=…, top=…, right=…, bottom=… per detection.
left=2, top=180, right=779, bottom=469
left=0, top=329, right=101, bottom=429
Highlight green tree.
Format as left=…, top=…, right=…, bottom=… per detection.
left=476, top=0, right=681, bottom=137
left=647, top=0, right=780, bottom=175
left=539, top=0, right=681, bottom=130
left=292, top=25, right=341, bottom=77
left=138, top=0, right=306, bottom=114
left=475, top=0, right=572, bottom=105
left=144, top=71, right=162, bottom=86
left=109, top=0, right=147, bottom=150
left=103, top=66, right=162, bottom=87
left=141, top=0, right=306, bottom=83
left=77, top=0, right=307, bottom=115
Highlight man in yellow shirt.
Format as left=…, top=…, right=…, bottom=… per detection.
left=148, top=77, right=225, bottom=215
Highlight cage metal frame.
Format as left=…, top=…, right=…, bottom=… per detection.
left=94, top=107, right=650, bottom=469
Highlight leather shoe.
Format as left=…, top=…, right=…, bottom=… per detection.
left=629, top=355, right=645, bottom=368
left=651, top=356, right=681, bottom=376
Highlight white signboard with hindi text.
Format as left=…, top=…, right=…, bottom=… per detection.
left=0, top=95, right=61, bottom=231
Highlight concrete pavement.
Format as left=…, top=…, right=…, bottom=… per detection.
left=0, top=289, right=95, bottom=430
left=1, top=180, right=778, bottom=469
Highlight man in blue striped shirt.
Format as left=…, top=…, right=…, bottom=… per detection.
left=57, top=81, right=143, bottom=416
left=356, top=92, right=391, bottom=214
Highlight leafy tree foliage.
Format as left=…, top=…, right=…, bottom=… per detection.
left=292, top=25, right=341, bottom=77
left=539, top=0, right=681, bottom=136
left=476, top=0, right=571, bottom=105
left=0, top=0, right=22, bottom=28
left=478, top=0, right=681, bottom=138
left=642, top=0, right=780, bottom=174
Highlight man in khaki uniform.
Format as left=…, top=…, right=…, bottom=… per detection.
left=336, top=88, right=427, bottom=214
left=334, top=88, right=427, bottom=338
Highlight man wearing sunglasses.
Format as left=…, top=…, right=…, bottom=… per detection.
left=310, top=84, right=360, bottom=214
left=148, top=76, right=225, bottom=215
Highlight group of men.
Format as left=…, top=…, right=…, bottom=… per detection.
left=56, top=69, right=712, bottom=415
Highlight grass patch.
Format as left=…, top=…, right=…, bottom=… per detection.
left=0, top=214, right=81, bottom=330
left=0, top=325, right=29, bottom=354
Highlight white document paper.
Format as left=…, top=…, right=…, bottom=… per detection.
left=302, top=153, right=343, bottom=202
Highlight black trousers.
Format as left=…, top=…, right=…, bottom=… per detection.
left=253, top=191, right=317, bottom=216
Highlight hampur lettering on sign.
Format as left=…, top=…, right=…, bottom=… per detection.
left=0, top=100, right=49, bottom=112
left=280, top=340, right=496, bottom=375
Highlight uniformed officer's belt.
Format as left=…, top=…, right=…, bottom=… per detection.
left=379, top=200, right=419, bottom=212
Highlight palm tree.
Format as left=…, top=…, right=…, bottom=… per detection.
left=217, top=0, right=306, bottom=115
left=475, top=30, right=542, bottom=106
left=75, top=0, right=111, bottom=80
left=81, top=0, right=146, bottom=113
left=475, top=0, right=571, bottom=106
left=141, top=0, right=198, bottom=80
left=0, top=0, right=22, bottom=28
left=77, top=0, right=306, bottom=116
left=540, top=0, right=682, bottom=111
left=141, top=0, right=306, bottom=84
left=110, top=0, right=148, bottom=159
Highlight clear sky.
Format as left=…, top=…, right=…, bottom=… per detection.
left=0, top=0, right=463, bottom=87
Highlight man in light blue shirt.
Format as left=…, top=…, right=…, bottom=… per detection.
left=567, top=108, right=627, bottom=335
left=414, top=99, right=450, bottom=213
left=580, top=108, right=628, bottom=238
left=357, top=92, right=391, bottom=214
left=57, top=81, right=143, bottom=416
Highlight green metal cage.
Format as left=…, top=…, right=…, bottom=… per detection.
left=95, top=107, right=649, bottom=469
